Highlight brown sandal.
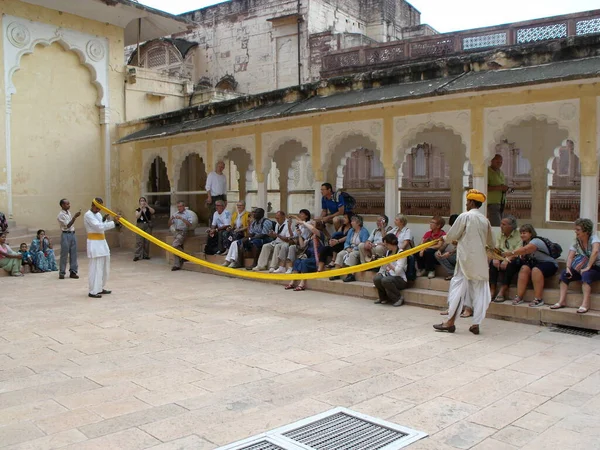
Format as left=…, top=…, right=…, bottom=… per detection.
left=284, top=284, right=295, bottom=290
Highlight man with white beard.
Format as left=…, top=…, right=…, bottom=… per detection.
left=85, top=198, right=120, bottom=298
left=433, top=189, right=494, bottom=335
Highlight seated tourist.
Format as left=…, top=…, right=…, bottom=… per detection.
left=435, top=214, right=459, bottom=280
left=30, top=230, right=58, bottom=272
left=271, top=209, right=312, bottom=274
left=223, top=208, right=273, bottom=269
left=552, top=218, right=600, bottom=314
left=18, top=243, right=39, bottom=273
left=490, top=215, right=522, bottom=302
left=502, top=224, right=558, bottom=307
left=329, top=214, right=369, bottom=283
left=253, top=210, right=293, bottom=271
left=0, top=232, right=23, bottom=276
left=388, top=214, right=413, bottom=251
left=318, top=213, right=351, bottom=271
left=373, top=234, right=408, bottom=306
left=223, top=201, right=250, bottom=251
left=285, top=220, right=327, bottom=291
left=415, top=216, right=446, bottom=278
left=206, top=200, right=231, bottom=255
left=359, top=214, right=389, bottom=263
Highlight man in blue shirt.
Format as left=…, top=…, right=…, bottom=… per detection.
left=319, top=183, right=345, bottom=224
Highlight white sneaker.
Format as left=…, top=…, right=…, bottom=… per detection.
left=285, top=268, right=293, bottom=274
left=427, top=271, right=436, bottom=279
left=417, top=269, right=427, bottom=277
left=268, top=268, right=276, bottom=273
left=274, top=266, right=287, bottom=274
left=252, top=266, right=266, bottom=272
left=222, top=260, right=231, bottom=267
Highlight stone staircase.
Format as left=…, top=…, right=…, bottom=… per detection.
left=163, top=234, right=600, bottom=331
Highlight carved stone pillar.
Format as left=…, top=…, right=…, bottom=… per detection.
left=384, top=167, right=398, bottom=220
left=256, top=172, right=267, bottom=210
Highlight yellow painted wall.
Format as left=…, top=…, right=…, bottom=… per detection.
left=125, top=66, right=188, bottom=121
left=11, top=43, right=103, bottom=228
left=0, top=0, right=125, bottom=229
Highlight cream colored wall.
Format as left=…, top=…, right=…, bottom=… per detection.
left=0, top=0, right=125, bottom=230
left=125, top=66, right=188, bottom=121
left=11, top=43, right=102, bottom=228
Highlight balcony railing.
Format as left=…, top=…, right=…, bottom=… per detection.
left=322, top=10, right=600, bottom=76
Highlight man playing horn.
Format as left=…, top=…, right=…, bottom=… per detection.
left=85, top=198, right=120, bottom=299
left=433, top=189, right=494, bottom=335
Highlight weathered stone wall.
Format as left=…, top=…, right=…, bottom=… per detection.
left=166, top=0, right=421, bottom=94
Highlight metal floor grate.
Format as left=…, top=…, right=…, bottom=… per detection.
left=283, top=412, right=406, bottom=449
left=550, top=325, right=598, bottom=338
left=237, top=442, right=286, bottom=450
left=216, top=408, right=427, bottom=450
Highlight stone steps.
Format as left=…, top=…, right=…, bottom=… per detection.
left=173, top=251, right=600, bottom=331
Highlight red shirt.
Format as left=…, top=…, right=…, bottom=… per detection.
left=422, top=229, right=446, bottom=242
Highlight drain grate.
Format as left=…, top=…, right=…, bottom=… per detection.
left=550, top=325, right=598, bottom=338
left=216, top=407, right=427, bottom=450
left=237, top=441, right=286, bottom=450
left=283, top=412, right=406, bottom=449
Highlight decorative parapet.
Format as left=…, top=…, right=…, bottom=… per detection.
left=322, top=9, right=600, bottom=76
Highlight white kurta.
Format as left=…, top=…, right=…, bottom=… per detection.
left=445, top=208, right=494, bottom=325
left=84, top=211, right=115, bottom=295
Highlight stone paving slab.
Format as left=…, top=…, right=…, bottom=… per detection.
left=0, top=251, right=599, bottom=449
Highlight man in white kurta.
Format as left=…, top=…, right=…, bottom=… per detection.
left=433, top=189, right=494, bottom=334
left=84, top=198, right=120, bottom=298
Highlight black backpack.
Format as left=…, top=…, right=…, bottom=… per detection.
left=536, top=236, right=562, bottom=259
left=0, top=212, right=7, bottom=232
left=334, top=191, right=356, bottom=212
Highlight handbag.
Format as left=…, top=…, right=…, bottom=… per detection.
left=571, top=254, right=589, bottom=273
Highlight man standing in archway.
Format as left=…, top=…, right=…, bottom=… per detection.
left=487, top=154, right=509, bottom=226
left=206, top=160, right=227, bottom=223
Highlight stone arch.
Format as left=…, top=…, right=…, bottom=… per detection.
left=266, top=139, right=310, bottom=212
left=494, top=117, right=571, bottom=225
left=146, top=156, right=171, bottom=194
left=326, top=133, right=381, bottom=184
left=398, top=125, right=470, bottom=216
left=171, top=143, right=208, bottom=189
left=397, top=123, right=468, bottom=167
left=215, top=74, right=237, bottom=92
left=4, top=16, right=109, bottom=108
left=222, top=147, right=254, bottom=202
left=141, top=148, right=170, bottom=193
left=488, top=114, right=576, bottom=163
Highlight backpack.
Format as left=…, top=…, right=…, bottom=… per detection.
left=334, top=191, right=356, bottom=212
left=0, top=212, right=7, bottom=233
left=536, top=236, right=562, bottom=259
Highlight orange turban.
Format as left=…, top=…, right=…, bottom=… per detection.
left=466, top=189, right=486, bottom=203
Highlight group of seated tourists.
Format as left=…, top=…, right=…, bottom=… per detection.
left=0, top=229, right=58, bottom=276
left=486, top=216, right=598, bottom=314
left=203, top=186, right=597, bottom=314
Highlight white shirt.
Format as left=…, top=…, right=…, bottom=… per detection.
left=446, top=208, right=494, bottom=281
left=211, top=210, right=232, bottom=228
left=57, top=209, right=74, bottom=232
left=205, top=171, right=227, bottom=196
left=378, top=250, right=407, bottom=281
left=272, top=220, right=292, bottom=244
left=390, top=226, right=413, bottom=248
left=172, top=209, right=193, bottom=231
left=84, top=210, right=115, bottom=258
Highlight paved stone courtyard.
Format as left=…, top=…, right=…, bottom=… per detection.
left=1, top=251, right=599, bottom=450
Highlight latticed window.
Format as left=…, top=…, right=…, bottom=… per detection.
left=137, top=42, right=185, bottom=77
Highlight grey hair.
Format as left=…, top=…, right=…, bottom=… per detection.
left=216, top=160, right=225, bottom=168
left=395, top=213, right=408, bottom=225
left=503, top=215, right=518, bottom=230
left=575, top=218, right=594, bottom=235
left=236, top=200, right=246, bottom=206
left=215, top=200, right=225, bottom=207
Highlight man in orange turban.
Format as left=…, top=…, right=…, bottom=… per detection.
left=433, top=189, right=494, bottom=335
